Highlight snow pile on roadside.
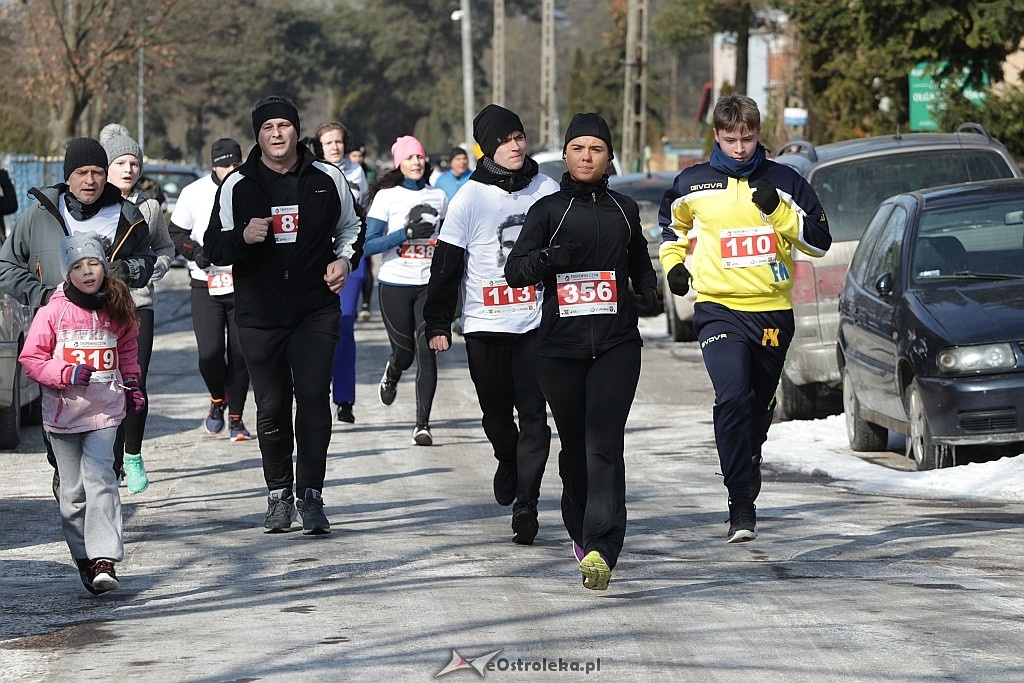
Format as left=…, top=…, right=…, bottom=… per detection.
left=764, top=415, right=1024, bottom=503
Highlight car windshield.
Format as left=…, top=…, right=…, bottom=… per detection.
left=810, top=150, right=1017, bottom=243
left=146, top=171, right=198, bottom=200
left=910, top=197, right=1024, bottom=286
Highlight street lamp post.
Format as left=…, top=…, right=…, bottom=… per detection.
left=452, top=1, right=473, bottom=148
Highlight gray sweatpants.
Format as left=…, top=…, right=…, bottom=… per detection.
left=49, top=427, right=123, bottom=562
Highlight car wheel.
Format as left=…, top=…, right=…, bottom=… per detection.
left=906, top=383, right=953, bottom=470
left=0, top=368, right=22, bottom=450
left=776, top=373, right=816, bottom=421
left=843, top=368, right=887, bottom=451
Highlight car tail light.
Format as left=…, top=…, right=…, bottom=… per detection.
left=815, top=264, right=849, bottom=298
left=790, top=261, right=848, bottom=304
left=790, top=261, right=817, bottom=304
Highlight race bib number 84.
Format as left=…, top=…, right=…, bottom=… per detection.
left=272, top=205, right=299, bottom=243
left=556, top=270, right=617, bottom=317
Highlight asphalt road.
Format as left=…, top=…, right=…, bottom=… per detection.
left=2, top=268, right=1022, bottom=682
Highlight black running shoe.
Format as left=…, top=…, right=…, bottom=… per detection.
left=493, top=460, right=517, bottom=506
left=90, top=559, right=119, bottom=593
left=336, top=402, right=355, bottom=424
left=76, top=559, right=101, bottom=595
left=726, top=499, right=757, bottom=543
left=378, top=362, right=399, bottom=406
left=296, top=489, right=331, bottom=535
left=511, top=503, right=538, bottom=545
left=264, top=489, right=294, bottom=532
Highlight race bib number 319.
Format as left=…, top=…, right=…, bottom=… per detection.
left=62, top=335, right=119, bottom=383
left=555, top=270, right=617, bottom=317
left=272, top=205, right=299, bottom=243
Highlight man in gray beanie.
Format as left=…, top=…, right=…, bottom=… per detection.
left=0, top=136, right=157, bottom=498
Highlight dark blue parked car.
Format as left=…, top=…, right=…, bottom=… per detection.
left=837, top=178, right=1024, bottom=469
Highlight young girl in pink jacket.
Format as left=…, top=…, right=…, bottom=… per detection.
left=19, top=233, right=145, bottom=595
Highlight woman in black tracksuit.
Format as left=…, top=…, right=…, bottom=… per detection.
left=504, top=113, right=660, bottom=591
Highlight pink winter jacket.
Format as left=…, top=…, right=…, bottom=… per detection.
left=19, top=286, right=140, bottom=433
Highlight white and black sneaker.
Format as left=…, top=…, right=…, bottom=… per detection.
left=726, top=499, right=757, bottom=543
left=378, top=362, right=399, bottom=406
left=412, top=424, right=432, bottom=446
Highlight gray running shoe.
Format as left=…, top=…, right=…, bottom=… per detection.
left=296, top=489, right=331, bottom=535
left=264, top=489, right=294, bottom=532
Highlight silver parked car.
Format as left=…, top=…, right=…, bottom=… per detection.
left=771, top=123, right=1021, bottom=421
left=0, top=292, right=41, bottom=449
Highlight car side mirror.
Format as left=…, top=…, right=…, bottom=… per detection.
left=874, top=272, right=893, bottom=297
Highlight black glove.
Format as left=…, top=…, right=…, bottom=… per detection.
left=752, top=180, right=780, bottom=215
left=407, top=222, right=436, bottom=240
left=108, top=259, right=130, bottom=282
left=666, top=263, right=690, bottom=297
left=180, top=239, right=211, bottom=269
left=542, top=239, right=580, bottom=270
left=634, top=287, right=661, bottom=317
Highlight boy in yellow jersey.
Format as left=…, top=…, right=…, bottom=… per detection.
left=659, top=94, right=831, bottom=542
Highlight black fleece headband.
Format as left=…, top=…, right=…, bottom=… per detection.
left=251, top=99, right=300, bottom=137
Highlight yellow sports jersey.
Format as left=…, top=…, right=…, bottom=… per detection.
left=659, top=162, right=830, bottom=312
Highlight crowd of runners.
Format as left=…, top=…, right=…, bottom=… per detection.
left=0, top=93, right=830, bottom=596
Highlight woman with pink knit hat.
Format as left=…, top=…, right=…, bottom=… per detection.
left=362, top=135, right=448, bottom=445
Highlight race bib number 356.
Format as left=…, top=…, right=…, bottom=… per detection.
left=555, top=270, right=617, bottom=317
left=720, top=226, right=777, bottom=268
left=272, top=205, right=299, bottom=243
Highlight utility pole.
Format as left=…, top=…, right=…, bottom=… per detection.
left=621, top=0, right=649, bottom=174
left=459, top=0, right=474, bottom=148
left=539, top=0, right=556, bottom=150
left=492, top=0, right=505, bottom=106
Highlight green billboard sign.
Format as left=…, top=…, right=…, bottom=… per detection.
left=909, top=62, right=988, bottom=131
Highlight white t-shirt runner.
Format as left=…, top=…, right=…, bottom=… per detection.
left=170, top=174, right=235, bottom=294
left=368, top=184, right=448, bottom=286
left=436, top=173, right=559, bottom=335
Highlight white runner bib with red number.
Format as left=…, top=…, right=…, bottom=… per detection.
left=556, top=270, right=618, bottom=317
left=271, top=204, right=299, bottom=244
left=59, top=329, right=119, bottom=383
left=481, top=278, right=537, bottom=316
left=720, top=226, right=777, bottom=268
left=399, top=240, right=435, bottom=260
left=206, top=267, right=234, bottom=296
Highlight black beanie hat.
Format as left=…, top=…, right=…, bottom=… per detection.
left=473, top=104, right=524, bottom=158
left=562, top=112, right=615, bottom=159
left=64, top=138, right=109, bottom=180
left=251, top=96, right=300, bottom=137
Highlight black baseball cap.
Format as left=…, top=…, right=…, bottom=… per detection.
left=211, top=138, right=243, bottom=167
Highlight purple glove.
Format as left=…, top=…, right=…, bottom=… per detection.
left=124, top=379, right=146, bottom=414
left=70, top=364, right=95, bottom=386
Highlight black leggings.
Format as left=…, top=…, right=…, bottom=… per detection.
left=379, top=283, right=436, bottom=425
left=537, top=342, right=641, bottom=570
left=236, top=306, right=338, bottom=498
left=191, top=286, right=250, bottom=416
left=114, top=306, right=154, bottom=464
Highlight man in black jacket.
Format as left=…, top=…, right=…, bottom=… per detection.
left=204, top=96, right=363, bottom=535
left=425, top=104, right=559, bottom=545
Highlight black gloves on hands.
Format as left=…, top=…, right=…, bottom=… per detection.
left=751, top=180, right=780, bottom=215
left=181, top=239, right=211, bottom=269
left=666, top=263, right=690, bottom=297
left=541, top=239, right=581, bottom=271
left=107, top=260, right=130, bottom=282
left=407, top=222, right=436, bottom=240
left=634, top=287, right=662, bottom=317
